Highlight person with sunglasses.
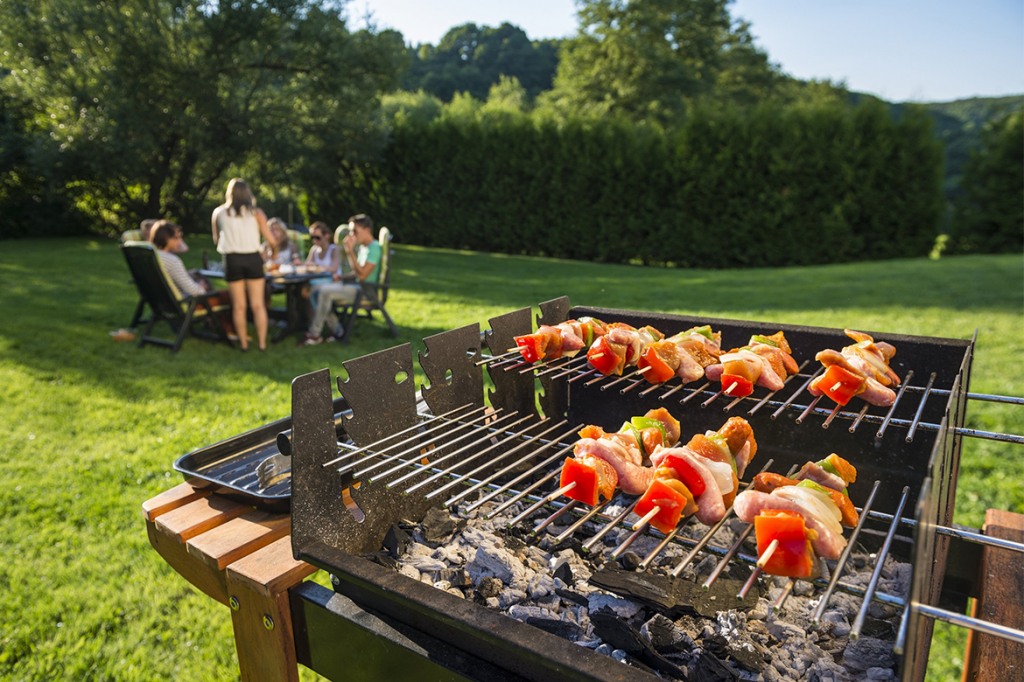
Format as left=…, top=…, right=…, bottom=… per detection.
left=304, top=222, right=340, bottom=276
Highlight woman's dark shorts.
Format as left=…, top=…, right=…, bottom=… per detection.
left=224, top=252, right=264, bottom=282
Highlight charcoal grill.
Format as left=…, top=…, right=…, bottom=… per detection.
left=285, top=298, right=1024, bottom=682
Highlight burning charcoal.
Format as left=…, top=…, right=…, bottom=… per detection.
left=866, top=666, right=896, bottom=680
left=526, top=616, right=584, bottom=641
left=405, top=542, right=433, bottom=558
left=588, top=593, right=642, bottom=619
left=748, top=599, right=770, bottom=621
left=404, top=556, right=446, bottom=572
left=793, top=580, right=814, bottom=596
left=536, top=594, right=560, bottom=613
left=860, top=617, right=895, bottom=639
left=383, top=524, right=411, bottom=558
left=693, top=554, right=718, bottom=579
left=691, top=651, right=740, bottom=682
left=868, top=601, right=899, bottom=619
left=508, top=604, right=549, bottom=622
left=589, top=566, right=759, bottom=619
left=498, top=587, right=527, bottom=609
left=485, top=596, right=499, bottom=609
left=556, top=587, right=590, bottom=608
left=364, top=550, right=399, bottom=570
left=766, top=620, right=805, bottom=642
left=445, top=588, right=465, bottom=599
left=821, top=610, right=851, bottom=637
left=433, top=580, right=451, bottom=591
left=640, top=614, right=697, bottom=654
left=527, top=573, right=555, bottom=599
left=595, top=643, right=614, bottom=656
left=439, top=568, right=472, bottom=588
left=727, top=638, right=766, bottom=674
left=589, top=610, right=689, bottom=679
left=704, top=632, right=730, bottom=658
left=553, top=559, right=574, bottom=584
left=398, top=564, right=420, bottom=581
left=619, top=551, right=642, bottom=571
left=611, top=649, right=627, bottom=662
left=477, top=576, right=502, bottom=598
left=420, top=506, right=466, bottom=545
left=466, top=543, right=527, bottom=586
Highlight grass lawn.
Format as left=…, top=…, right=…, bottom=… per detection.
left=0, top=237, right=1020, bottom=681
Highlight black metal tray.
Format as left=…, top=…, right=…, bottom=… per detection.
left=174, top=396, right=352, bottom=512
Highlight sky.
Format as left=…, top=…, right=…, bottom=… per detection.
left=352, top=0, right=1024, bottom=103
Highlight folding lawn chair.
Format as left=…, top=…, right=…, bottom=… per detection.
left=120, top=242, right=234, bottom=353
left=333, top=227, right=399, bottom=343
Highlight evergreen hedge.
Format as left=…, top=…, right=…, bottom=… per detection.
left=327, top=99, right=944, bottom=268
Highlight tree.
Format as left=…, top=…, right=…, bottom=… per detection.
left=0, top=0, right=405, bottom=232
left=539, top=0, right=781, bottom=127
left=947, top=110, right=1024, bottom=254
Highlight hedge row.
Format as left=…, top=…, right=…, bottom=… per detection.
left=329, top=99, right=944, bottom=268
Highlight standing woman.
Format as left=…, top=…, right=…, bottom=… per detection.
left=212, top=178, right=274, bottom=351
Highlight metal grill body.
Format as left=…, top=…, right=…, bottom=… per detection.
left=287, top=300, right=1020, bottom=682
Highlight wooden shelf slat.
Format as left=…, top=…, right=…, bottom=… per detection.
left=142, top=479, right=211, bottom=522
left=187, top=511, right=291, bottom=571
left=154, top=496, right=252, bottom=543
left=227, top=536, right=317, bottom=598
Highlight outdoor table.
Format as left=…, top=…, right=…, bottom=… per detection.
left=143, top=479, right=1023, bottom=682
left=199, top=267, right=352, bottom=343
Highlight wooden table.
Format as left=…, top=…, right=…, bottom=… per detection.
left=144, top=479, right=317, bottom=682
left=145, top=481, right=1023, bottom=682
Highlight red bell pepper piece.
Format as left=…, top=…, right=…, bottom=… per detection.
left=635, top=478, right=693, bottom=534
left=588, top=336, right=622, bottom=376
left=559, top=457, right=601, bottom=506
left=514, top=335, right=541, bottom=363
left=816, top=364, right=865, bottom=406
left=721, top=373, right=754, bottom=397
left=754, top=509, right=816, bottom=578
left=657, top=453, right=707, bottom=497
left=638, top=345, right=675, bottom=384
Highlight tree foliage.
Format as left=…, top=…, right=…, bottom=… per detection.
left=539, top=0, right=784, bottom=127
left=0, top=0, right=404, bottom=232
left=946, top=110, right=1024, bottom=254
left=403, top=23, right=559, bottom=102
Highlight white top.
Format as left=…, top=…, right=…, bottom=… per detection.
left=310, top=243, right=337, bottom=270
left=214, top=205, right=261, bottom=255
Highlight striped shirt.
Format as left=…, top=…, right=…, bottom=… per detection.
left=157, top=250, right=205, bottom=299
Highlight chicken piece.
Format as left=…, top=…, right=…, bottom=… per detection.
left=734, top=490, right=847, bottom=559
left=752, top=472, right=859, bottom=527
left=717, top=416, right=758, bottom=478
left=794, top=462, right=847, bottom=492
left=574, top=438, right=654, bottom=495
left=651, top=447, right=727, bottom=525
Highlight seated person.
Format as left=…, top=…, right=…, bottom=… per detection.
left=151, top=220, right=235, bottom=337
left=299, top=214, right=381, bottom=346
left=145, top=217, right=189, bottom=254
left=260, top=218, right=300, bottom=267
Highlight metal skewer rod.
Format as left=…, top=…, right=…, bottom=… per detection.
left=772, top=579, right=796, bottom=611
left=770, top=367, right=824, bottom=420
left=547, top=356, right=591, bottom=380
left=501, top=360, right=531, bottom=372
left=638, top=381, right=666, bottom=397
left=536, top=356, right=587, bottom=377
left=554, top=501, right=611, bottom=544
left=893, top=604, right=911, bottom=655
left=851, top=486, right=911, bottom=640
left=906, top=372, right=936, bottom=442
left=702, top=524, right=755, bottom=590
left=610, top=512, right=659, bottom=561
left=619, top=378, right=648, bottom=395
left=747, top=360, right=811, bottom=416
left=323, top=403, right=477, bottom=467
left=701, top=388, right=726, bottom=408
left=476, top=349, right=522, bottom=366
left=463, top=438, right=577, bottom=512
left=737, top=566, right=763, bottom=601
left=507, top=482, right=577, bottom=528
left=822, top=402, right=844, bottom=429
left=533, top=500, right=579, bottom=535
left=486, top=466, right=564, bottom=518
left=601, top=368, right=646, bottom=391
left=876, top=372, right=915, bottom=439
left=353, top=410, right=514, bottom=478
left=680, top=381, right=712, bottom=405
left=795, top=395, right=824, bottom=424
left=388, top=414, right=539, bottom=489
left=581, top=499, right=641, bottom=553
left=812, top=480, right=882, bottom=624
left=568, top=368, right=599, bottom=384
left=585, top=371, right=615, bottom=387
left=848, top=403, right=871, bottom=433
left=336, top=405, right=491, bottom=473
left=424, top=419, right=571, bottom=499
left=658, top=383, right=688, bottom=400
left=914, top=603, right=1024, bottom=646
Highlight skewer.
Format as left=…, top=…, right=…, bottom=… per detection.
left=353, top=410, right=515, bottom=478
left=584, top=373, right=609, bottom=387
left=619, top=378, right=648, bottom=395
left=848, top=403, right=871, bottom=433
left=723, top=395, right=745, bottom=412
left=770, top=367, right=823, bottom=420
left=830, top=382, right=843, bottom=393
left=876, top=371, right=914, bottom=438
left=568, top=368, right=598, bottom=384
left=747, top=360, right=810, bottom=416
left=893, top=604, right=911, bottom=655
left=851, top=486, right=911, bottom=640
left=658, top=383, right=687, bottom=400
left=449, top=427, right=580, bottom=508
left=794, top=395, right=824, bottom=424
left=772, top=579, right=796, bottom=611
left=476, top=349, right=521, bottom=366
left=554, top=501, right=611, bottom=544
left=611, top=516, right=655, bottom=561
left=821, top=402, right=843, bottom=428
left=506, top=483, right=576, bottom=528
left=637, top=522, right=688, bottom=570
left=639, top=382, right=664, bottom=397
left=702, top=523, right=755, bottom=590
left=632, top=506, right=660, bottom=531
left=387, top=414, right=539, bottom=488
left=812, top=480, right=882, bottom=624
left=725, top=382, right=738, bottom=395
left=737, top=566, right=763, bottom=600
left=680, top=381, right=711, bottom=405
left=590, top=353, right=605, bottom=360
left=906, top=372, right=936, bottom=442
left=533, top=499, right=579, bottom=535
left=581, top=500, right=640, bottom=553
left=486, top=467, right=564, bottom=518
left=424, top=420, right=571, bottom=499
left=501, top=360, right=531, bottom=372
left=322, top=403, right=476, bottom=467
left=536, top=356, right=586, bottom=377
left=548, top=357, right=591, bottom=380
left=602, top=368, right=647, bottom=391
left=701, top=388, right=725, bottom=408
left=756, top=539, right=779, bottom=568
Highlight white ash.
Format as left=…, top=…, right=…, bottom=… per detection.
left=377, top=493, right=912, bottom=682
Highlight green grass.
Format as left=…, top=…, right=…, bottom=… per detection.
left=0, top=237, right=1020, bottom=681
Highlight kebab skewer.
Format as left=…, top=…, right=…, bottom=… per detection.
left=808, top=330, right=900, bottom=407
left=636, top=325, right=723, bottom=385
left=704, top=331, right=800, bottom=397
left=586, top=322, right=665, bottom=376
left=512, top=317, right=609, bottom=363
left=733, top=453, right=858, bottom=578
